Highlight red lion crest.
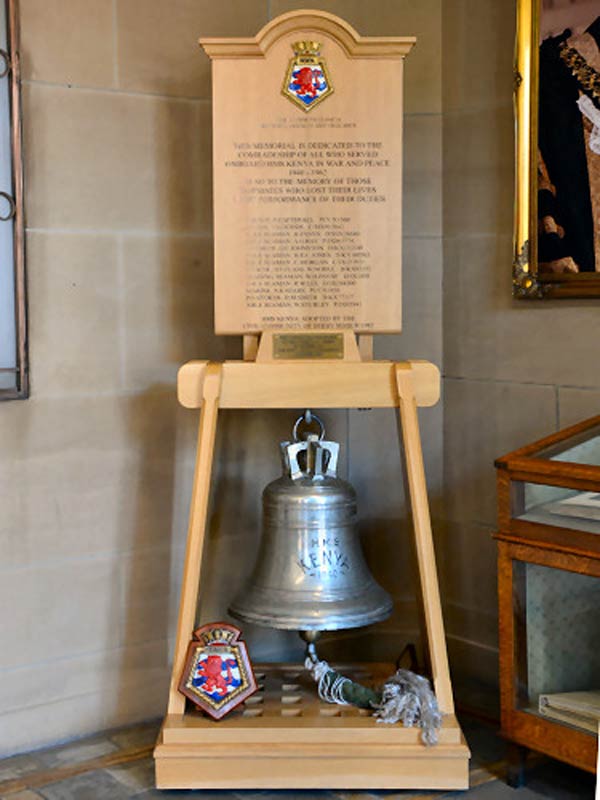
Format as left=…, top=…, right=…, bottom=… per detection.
left=293, top=67, right=321, bottom=97
left=195, top=655, right=235, bottom=696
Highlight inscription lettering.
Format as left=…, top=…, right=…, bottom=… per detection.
left=298, top=545, right=350, bottom=578
left=209, top=37, right=406, bottom=333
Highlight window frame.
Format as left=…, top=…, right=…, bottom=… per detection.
left=0, top=0, right=27, bottom=400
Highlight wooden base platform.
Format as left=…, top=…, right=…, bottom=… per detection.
left=154, top=664, right=470, bottom=790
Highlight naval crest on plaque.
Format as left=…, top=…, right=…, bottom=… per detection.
left=178, top=623, right=257, bottom=720
left=282, top=41, right=333, bottom=111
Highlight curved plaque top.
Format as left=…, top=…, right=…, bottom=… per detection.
left=199, top=9, right=416, bottom=59
left=202, top=10, right=415, bottom=335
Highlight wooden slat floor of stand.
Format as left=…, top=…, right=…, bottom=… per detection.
left=154, top=663, right=470, bottom=790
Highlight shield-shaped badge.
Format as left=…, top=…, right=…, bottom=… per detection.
left=178, top=622, right=257, bottom=720
left=282, top=41, right=333, bottom=112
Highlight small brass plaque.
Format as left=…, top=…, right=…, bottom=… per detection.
left=273, top=333, right=344, bottom=360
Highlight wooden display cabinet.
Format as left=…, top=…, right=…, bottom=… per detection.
left=495, top=415, right=600, bottom=785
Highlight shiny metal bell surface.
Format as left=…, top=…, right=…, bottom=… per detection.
left=229, top=417, right=393, bottom=632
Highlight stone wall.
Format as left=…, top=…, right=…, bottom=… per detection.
left=441, top=0, right=600, bottom=711
left=0, top=0, right=443, bottom=755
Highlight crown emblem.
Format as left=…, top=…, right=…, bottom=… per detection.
left=292, top=41, right=321, bottom=56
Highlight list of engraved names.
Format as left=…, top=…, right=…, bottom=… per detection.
left=223, top=137, right=391, bottom=329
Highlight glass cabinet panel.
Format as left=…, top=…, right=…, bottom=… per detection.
left=535, top=423, right=600, bottom=466
left=514, top=482, right=600, bottom=535
left=514, top=561, right=600, bottom=734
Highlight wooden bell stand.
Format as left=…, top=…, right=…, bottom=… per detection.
left=153, top=331, right=470, bottom=790
left=155, top=9, right=469, bottom=789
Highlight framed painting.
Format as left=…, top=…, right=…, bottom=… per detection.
left=514, top=0, right=600, bottom=298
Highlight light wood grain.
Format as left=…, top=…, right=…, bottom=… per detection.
left=177, top=359, right=440, bottom=409
left=156, top=687, right=469, bottom=792
left=155, top=751, right=469, bottom=791
left=200, top=11, right=415, bottom=58
left=358, top=334, right=374, bottom=361
left=202, top=10, right=414, bottom=335
left=243, top=334, right=259, bottom=361
left=167, top=363, right=222, bottom=715
left=395, top=364, right=454, bottom=716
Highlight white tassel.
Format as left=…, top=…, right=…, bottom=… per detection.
left=374, top=669, right=442, bottom=745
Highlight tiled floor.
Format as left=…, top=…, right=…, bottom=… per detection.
left=0, top=716, right=595, bottom=799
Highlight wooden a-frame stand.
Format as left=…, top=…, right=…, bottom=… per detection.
left=154, top=333, right=470, bottom=790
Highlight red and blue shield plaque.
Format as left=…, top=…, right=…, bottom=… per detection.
left=282, top=41, right=333, bottom=112
left=178, top=623, right=257, bottom=720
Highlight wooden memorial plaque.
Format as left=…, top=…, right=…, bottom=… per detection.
left=200, top=11, right=415, bottom=335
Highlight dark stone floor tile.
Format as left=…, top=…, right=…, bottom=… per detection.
left=108, top=721, right=161, bottom=751
left=0, top=753, right=44, bottom=782
left=324, top=793, right=380, bottom=800
left=235, top=793, right=340, bottom=800
left=38, top=769, right=133, bottom=800
left=457, top=782, right=542, bottom=798
left=107, top=758, right=155, bottom=793
left=333, top=791, right=438, bottom=800
left=523, top=759, right=596, bottom=800
left=135, top=791, right=234, bottom=799
left=0, top=790, right=44, bottom=800
left=146, top=792, right=331, bottom=800
left=36, top=736, right=119, bottom=770
left=334, top=789, right=436, bottom=800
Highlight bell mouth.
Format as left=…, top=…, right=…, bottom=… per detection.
left=228, top=583, right=393, bottom=632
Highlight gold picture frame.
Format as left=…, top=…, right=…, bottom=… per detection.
left=514, top=0, right=600, bottom=298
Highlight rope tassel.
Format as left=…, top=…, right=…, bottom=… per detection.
left=304, top=649, right=442, bottom=745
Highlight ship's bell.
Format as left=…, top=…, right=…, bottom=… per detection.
left=229, top=414, right=393, bottom=632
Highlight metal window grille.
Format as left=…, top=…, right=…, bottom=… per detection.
left=0, top=0, right=26, bottom=400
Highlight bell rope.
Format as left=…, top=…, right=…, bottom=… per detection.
left=304, top=643, right=442, bottom=746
